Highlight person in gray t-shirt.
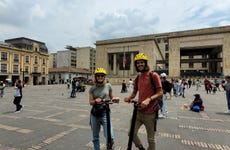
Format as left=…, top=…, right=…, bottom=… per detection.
left=89, top=67, right=120, bottom=150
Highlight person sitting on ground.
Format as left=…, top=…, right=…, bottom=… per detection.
left=190, top=93, right=204, bottom=112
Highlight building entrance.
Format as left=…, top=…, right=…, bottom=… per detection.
left=180, top=46, right=222, bottom=77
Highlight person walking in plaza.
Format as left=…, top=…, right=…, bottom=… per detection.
left=188, top=78, right=192, bottom=88
left=70, top=78, right=76, bottom=98
left=195, top=79, right=201, bottom=91
left=214, top=78, right=221, bottom=92
left=159, top=73, right=171, bottom=118
left=13, top=79, right=23, bottom=113
left=121, top=80, right=127, bottom=93
left=89, top=67, right=120, bottom=150
left=204, top=77, right=211, bottom=94
left=173, top=79, right=179, bottom=97
left=128, top=78, right=133, bottom=92
left=0, top=81, right=6, bottom=97
left=223, top=75, right=230, bottom=113
left=124, top=53, right=163, bottom=150
left=181, top=79, right=186, bottom=98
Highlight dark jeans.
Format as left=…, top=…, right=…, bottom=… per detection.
left=226, top=90, right=230, bottom=110
left=70, top=88, right=76, bottom=97
left=13, top=96, right=22, bottom=111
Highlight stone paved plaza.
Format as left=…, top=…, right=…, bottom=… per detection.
left=0, top=84, right=230, bottom=150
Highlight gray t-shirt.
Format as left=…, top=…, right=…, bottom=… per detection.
left=89, top=84, right=112, bottom=100
left=224, top=82, right=230, bottom=91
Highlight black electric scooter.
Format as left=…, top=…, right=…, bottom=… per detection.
left=127, top=100, right=159, bottom=150
left=127, top=100, right=140, bottom=150
left=104, top=99, right=118, bottom=150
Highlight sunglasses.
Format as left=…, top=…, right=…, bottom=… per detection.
left=96, top=75, right=105, bottom=77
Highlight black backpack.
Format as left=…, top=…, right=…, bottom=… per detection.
left=162, top=80, right=172, bottom=93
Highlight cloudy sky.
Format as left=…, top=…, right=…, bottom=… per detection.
left=1, top=0, right=230, bottom=52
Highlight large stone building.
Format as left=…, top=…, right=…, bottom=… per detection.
left=0, top=37, right=49, bottom=85
left=95, top=26, right=230, bottom=83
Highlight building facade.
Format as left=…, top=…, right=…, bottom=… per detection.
left=76, top=47, right=96, bottom=74
left=49, top=46, right=95, bottom=83
left=0, top=37, right=49, bottom=85
left=48, top=67, right=91, bottom=84
left=95, top=26, right=230, bottom=84
left=49, top=46, right=96, bottom=73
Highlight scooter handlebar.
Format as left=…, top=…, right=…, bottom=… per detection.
left=97, top=99, right=119, bottom=105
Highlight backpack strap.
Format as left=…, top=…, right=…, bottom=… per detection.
left=149, top=71, right=156, bottom=93
left=135, top=74, right=139, bottom=91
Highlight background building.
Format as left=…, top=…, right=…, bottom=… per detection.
left=95, top=26, right=230, bottom=84
left=0, top=37, right=49, bottom=85
left=49, top=46, right=95, bottom=84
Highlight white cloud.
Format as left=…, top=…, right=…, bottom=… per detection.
left=30, top=4, right=46, bottom=21
left=219, top=20, right=230, bottom=26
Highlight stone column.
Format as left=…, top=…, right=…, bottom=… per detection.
left=223, top=34, right=230, bottom=76
left=113, top=54, right=117, bottom=75
left=169, top=39, right=180, bottom=77
left=130, top=53, right=134, bottom=75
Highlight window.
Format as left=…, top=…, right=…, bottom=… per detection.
left=34, top=67, right=38, bottom=72
left=14, top=54, right=19, bottom=62
left=165, top=53, right=169, bottom=60
left=13, top=65, right=19, bottom=73
left=42, top=67, right=45, bottom=74
left=202, top=55, right=207, bottom=59
left=25, top=56, right=30, bottom=63
left=108, top=54, right=114, bottom=70
left=42, top=58, right=46, bottom=65
left=1, top=52, right=7, bottom=61
left=118, top=53, right=131, bottom=70
left=202, top=62, right=207, bottom=68
left=25, top=66, right=29, bottom=74
left=189, top=63, right=193, bottom=68
left=34, top=56, right=38, bottom=64
left=1, top=64, right=7, bottom=73
left=165, top=44, right=169, bottom=51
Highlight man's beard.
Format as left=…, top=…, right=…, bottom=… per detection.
left=137, top=66, right=146, bottom=72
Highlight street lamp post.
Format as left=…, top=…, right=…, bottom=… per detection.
left=20, top=68, right=25, bottom=87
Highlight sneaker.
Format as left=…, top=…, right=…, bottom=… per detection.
left=224, top=110, right=230, bottom=113
left=14, top=110, right=21, bottom=113
left=138, top=145, right=145, bottom=150
left=158, top=114, right=166, bottom=119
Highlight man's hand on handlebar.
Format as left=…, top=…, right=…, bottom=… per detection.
left=112, top=97, right=120, bottom=103
left=124, top=97, right=135, bottom=103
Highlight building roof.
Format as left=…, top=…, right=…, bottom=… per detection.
left=49, top=67, right=91, bottom=74
left=5, top=37, right=48, bottom=53
left=95, top=25, right=230, bottom=46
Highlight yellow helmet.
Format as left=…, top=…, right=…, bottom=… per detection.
left=94, top=67, right=107, bottom=75
left=134, top=53, right=148, bottom=61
